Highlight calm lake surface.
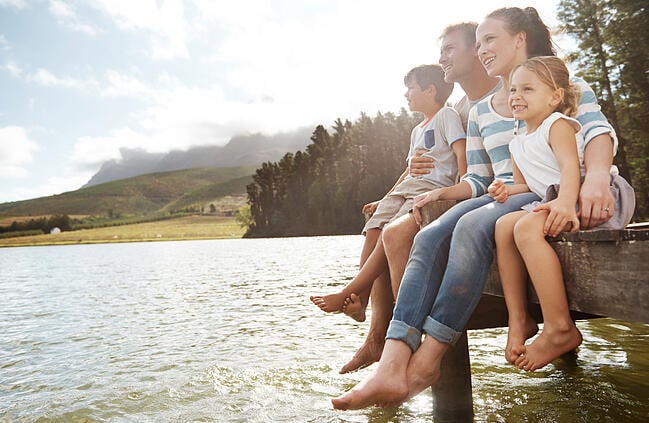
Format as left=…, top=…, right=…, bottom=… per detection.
left=1, top=236, right=648, bottom=422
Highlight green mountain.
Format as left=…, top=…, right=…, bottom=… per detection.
left=0, top=166, right=255, bottom=218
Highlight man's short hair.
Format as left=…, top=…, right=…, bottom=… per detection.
left=439, top=22, right=478, bottom=48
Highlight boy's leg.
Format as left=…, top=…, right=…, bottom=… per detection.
left=512, top=211, right=583, bottom=371
left=383, top=212, right=421, bottom=298
left=495, top=211, right=539, bottom=363
left=310, top=227, right=387, bottom=318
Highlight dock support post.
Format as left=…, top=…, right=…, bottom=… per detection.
left=432, top=330, right=473, bottom=422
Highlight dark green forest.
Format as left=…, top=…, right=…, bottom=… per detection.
left=243, top=0, right=648, bottom=237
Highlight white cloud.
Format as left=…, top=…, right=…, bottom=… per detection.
left=49, top=0, right=99, bottom=36
left=2, top=61, right=22, bottom=77
left=28, top=68, right=98, bottom=90
left=0, top=0, right=26, bottom=8
left=0, top=126, right=39, bottom=177
left=91, top=0, right=188, bottom=59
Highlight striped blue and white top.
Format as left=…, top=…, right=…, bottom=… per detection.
left=463, top=76, right=617, bottom=197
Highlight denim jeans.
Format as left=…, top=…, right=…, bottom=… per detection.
left=386, top=192, right=540, bottom=352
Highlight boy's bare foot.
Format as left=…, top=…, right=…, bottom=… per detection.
left=339, top=338, right=384, bottom=374
left=309, top=291, right=347, bottom=313
left=342, top=293, right=366, bottom=322
left=513, top=324, right=583, bottom=371
left=505, top=318, right=539, bottom=363
left=332, top=341, right=410, bottom=410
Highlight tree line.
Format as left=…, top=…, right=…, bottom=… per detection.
left=243, top=0, right=647, bottom=237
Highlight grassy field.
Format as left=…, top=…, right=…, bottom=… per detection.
left=0, top=215, right=246, bottom=248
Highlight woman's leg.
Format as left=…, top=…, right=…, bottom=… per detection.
left=495, top=211, right=539, bottom=363
left=512, top=212, right=583, bottom=371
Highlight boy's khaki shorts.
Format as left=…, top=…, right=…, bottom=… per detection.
left=362, top=178, right=442, bottom=234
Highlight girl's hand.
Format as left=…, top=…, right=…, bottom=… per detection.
left=411, top=190, right=440, bottom=225
left=533, top=199, right=580, bottom=237
left=488, top=179, right=509, bottom=203
left=362, top=201, right=380, bottom=216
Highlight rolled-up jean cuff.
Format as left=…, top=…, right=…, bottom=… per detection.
left=422, top=316, right=462, bottom=345
left=386, top=319, right=422, bottom=352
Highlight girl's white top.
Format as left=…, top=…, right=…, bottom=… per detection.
left=509, top=112, right=582, bottom=198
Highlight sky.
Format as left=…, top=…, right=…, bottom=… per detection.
left=0, top=0, right=562, bottom=203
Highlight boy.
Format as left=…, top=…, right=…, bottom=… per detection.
left=310, top=64, right=466, bottom=320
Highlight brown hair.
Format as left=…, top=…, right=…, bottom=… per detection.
left=439, top=22, right=478, bottom=48
left=487, top=7, right=556, bottom=58
left=404, top=64, right=454, bottom=105
left=512, top=56, right=581, bottom=117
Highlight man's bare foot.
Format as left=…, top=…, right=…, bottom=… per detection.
left=342, top=293, right=366, bottom=322
left=505, top=318, right=539, bottom=363
left=398, top=335, right=446, bottom=404
left=332, top=341, right=410, bottom=410
left=513, top=324, right=583, bottom=371
left=309, top=291, right=347, bottom=313
left=339, top=338, right=384, bottom=374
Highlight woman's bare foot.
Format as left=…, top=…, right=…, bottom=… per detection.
left=339, top=338, right=384, bottom=374
left=505, top=317, right=539, bottom=363
left=309, top=291, right=347, bottom=314
left=513, top=324, right=583, bottom=371
left=332, top=341, right=411, bottom=410
left=342, top=293, right=366, bottom=322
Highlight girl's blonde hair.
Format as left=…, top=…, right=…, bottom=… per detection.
left=512, top=56, right=581, bottom=117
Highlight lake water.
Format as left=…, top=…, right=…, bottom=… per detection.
left=1, top=236, right=648, bottom=422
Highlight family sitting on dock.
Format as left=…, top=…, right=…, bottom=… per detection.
left=309, top=6, right=635, bottom=410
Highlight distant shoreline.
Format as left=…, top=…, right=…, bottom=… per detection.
left=0, top=215, right=245, bottom=248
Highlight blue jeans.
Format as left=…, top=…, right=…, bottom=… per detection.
left=386, top=192, right=540, bottom=351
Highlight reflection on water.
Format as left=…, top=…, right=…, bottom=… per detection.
left=0, top=236, right=647, bottom=422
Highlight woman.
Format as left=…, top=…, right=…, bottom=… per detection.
left=332, top=7, right=619, bottom=410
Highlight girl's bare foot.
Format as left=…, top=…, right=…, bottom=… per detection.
left=339, top=338, right=384, bottom=374
left=309, top=291, right=347, bottom=313
left=505, top=317, right=539, bottom=363
left=513, top=324, right=583, bottom=371
left=342, top=293, right=366, bottom=322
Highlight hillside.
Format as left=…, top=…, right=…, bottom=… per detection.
left=84, top=128, right=313, bottom=187
left=0, top=166, right=255, bottom=218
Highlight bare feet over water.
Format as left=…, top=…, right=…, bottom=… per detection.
left=309, top=291, right=347, bottom=314
left=399, top=335, right=445, bottom=404
left=332, top=341, right=411, bottom=410
left=505, top=318, right=539, bottom=363
left=339, top=338, right=384, bottom=374
left=513, top=324, right=583, bottom=371
left=342, top=293, right=366, bottom=322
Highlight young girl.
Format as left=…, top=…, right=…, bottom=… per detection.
left=489, top=56, right=635, bottom=372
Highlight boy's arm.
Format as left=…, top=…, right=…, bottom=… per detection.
left=363, top=167, right=409, bottom=215
left=451, top=139, right=467, bottom=177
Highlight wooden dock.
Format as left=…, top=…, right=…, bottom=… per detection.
left=419, top=201, right=649, bottom=422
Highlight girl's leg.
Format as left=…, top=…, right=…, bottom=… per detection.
left=495, top=211, right=539, bottom=363
left=512, top=212, right=583, bottom=371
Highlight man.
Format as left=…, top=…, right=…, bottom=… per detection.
left=340, top=22, right=500, bottom=374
